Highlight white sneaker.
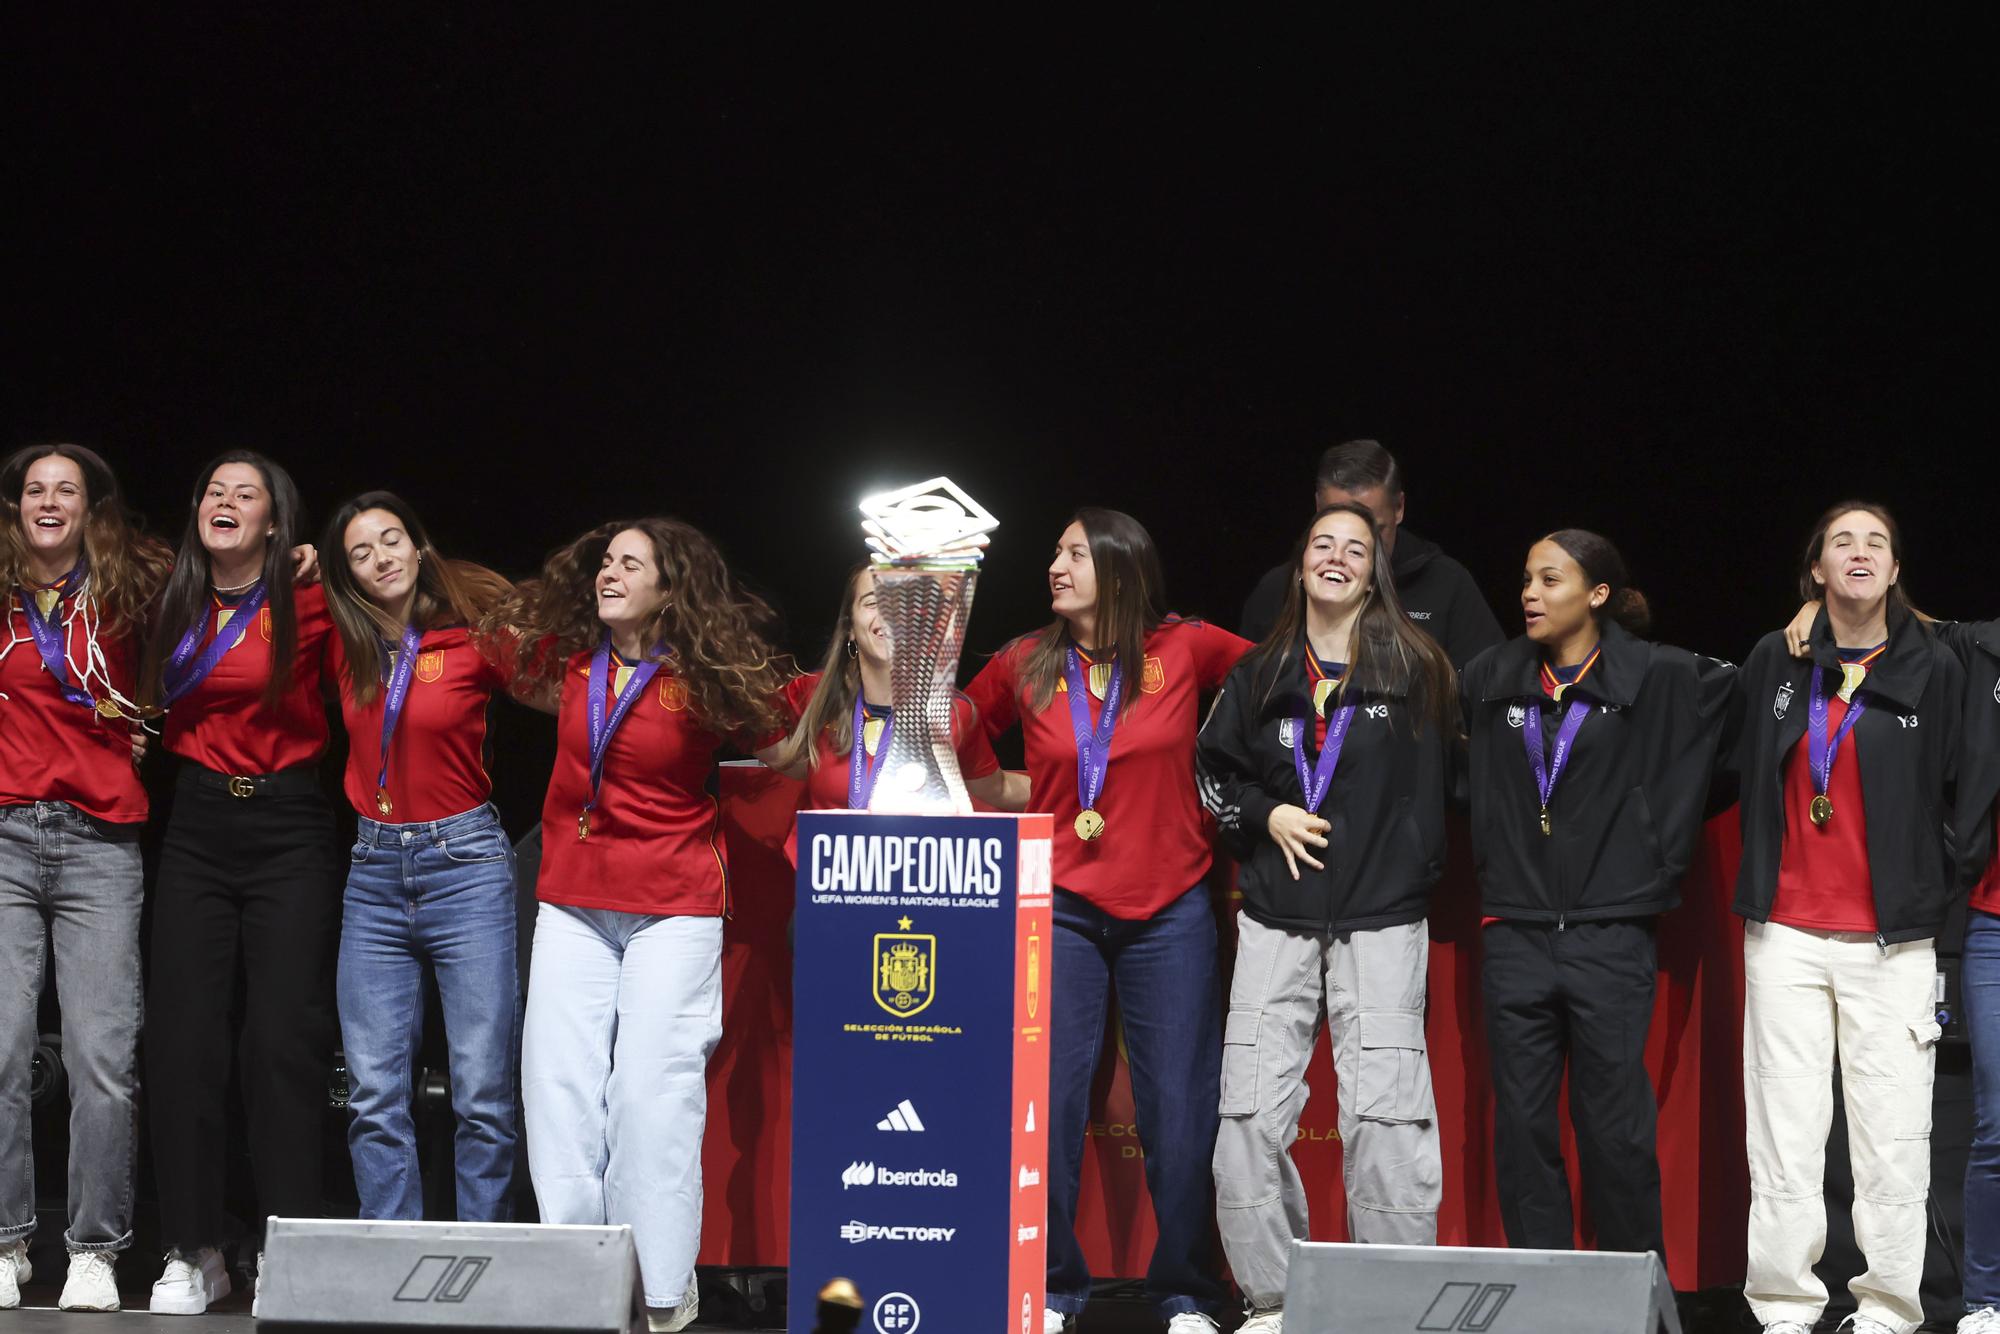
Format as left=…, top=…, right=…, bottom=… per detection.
left=1837, top=1317, right=1896, bottom=1334
left=1960, top=1309, right=2000, bottom=1334
left=1166, top=1316, right=1220, bottom=1334
left=1043, top=1309, right=1073, bottom=1334
left=1762, top=1324, right=1813, bottom=1334
left=0, top=1240, right=30, bottom=1309
left=150, top=1247, right=231, bottom=1316
left=58, top=1250, right=120, bottom=1312
left=645, top=1273, right=700, bottom=1333
left=1239, top=1311, right=1284, bottom=1333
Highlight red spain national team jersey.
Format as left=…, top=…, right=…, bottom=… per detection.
left=1972, top=808, right=2000, bottom=919
left=337, top=626, right=511, bottom=823
left=780, top=670, right=1000, bottom=863
left=537, top=649, right=781, bottom=917
left=965, top=616, right=1249, bottom=919
left=0, top=595, right=148, bottom=823
left=163, top=582, right=337, bottom=775
left=1772, top=690, right=1876, bottom=933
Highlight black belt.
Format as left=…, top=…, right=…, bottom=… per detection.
left=181, top=764, right=322, bottom=800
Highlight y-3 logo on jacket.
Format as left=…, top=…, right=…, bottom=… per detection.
left=1773, top=682, right=1795, bottom=720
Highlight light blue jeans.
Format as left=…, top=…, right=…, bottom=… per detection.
left=521, top=903, right=721, bottom=1309
left=0, top=802, right=143, bottom=1252
left=338, top=804, right=521, bottom=1221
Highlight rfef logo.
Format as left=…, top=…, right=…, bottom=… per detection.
left=1416, top=1281, right=1515, bottom=1331
left=393, top=1255, right=489, bottom=1303
left=874, top=1291, right=921, bottom=1333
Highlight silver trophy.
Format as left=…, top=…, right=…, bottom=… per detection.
left=858, top=477, right=999, bottom=814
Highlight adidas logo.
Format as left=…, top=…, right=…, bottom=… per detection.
left=877, top=1099, right=926, bottom=1132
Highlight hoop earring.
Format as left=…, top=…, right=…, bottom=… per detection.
left=845, top=639, right=858, bottom=659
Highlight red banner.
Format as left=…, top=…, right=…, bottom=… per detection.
left=700, top=766, right=1751, bottom=1291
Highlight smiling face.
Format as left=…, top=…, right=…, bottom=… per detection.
left=1810, top=508, right=1899, bottom=607
left=197, top=462, right=274, bottom=566
left=596, top=527, right=667, bottom=636
left=1301, top=509, right=1375, bottom=616
left=1047, top=520, right=1098, bottom=621
left=849, top=569, right=891, bottom=668
left=1520, top=538, right=1606, bottom=646
left=18, top=454, right=88, bottom=573
left=343, top=507, right=418, bottom=610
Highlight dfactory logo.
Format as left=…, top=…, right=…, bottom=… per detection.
left=842, top=1221, right=958, bottom=1245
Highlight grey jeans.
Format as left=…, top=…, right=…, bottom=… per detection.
left=1213, top=912, right=1441, bottom=1310
left=0, top=802, right=143, bottom=1251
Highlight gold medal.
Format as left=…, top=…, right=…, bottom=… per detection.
left=1087, top=661, right=1111, bottom=701
left=1809, top=794, right=1834, bottom=828
left=33, top=589, right=60, bottom=618
left=612, top=663, right=635, bottom=696
left=862, top=715, right=886, bottom=757
left=578, top=810, right=591, bottom=840
left=375, top=788, right=394, bottom=817
left=1550, top=682, right=1570, bottom=704
left=94, top=698, right=123, bottom=720
left=1312, top=677, right=1338, bottom=717
left=1837, top=662, right=1867, bottom=703
left=1074, top=809, right=1106, bottom=841
left=1539, top=808, right=1552, bottom=836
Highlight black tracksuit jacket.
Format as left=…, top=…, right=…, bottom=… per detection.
left=1940, top=620, right=2000, bottom=891
left=1197, top=639, right=1455, bottom=935
left=1728, top=608, right=1964, bottom=944
left=1459, top=621, right=1735, bottom=925
left=1239, top=528, right=1504, bottom=668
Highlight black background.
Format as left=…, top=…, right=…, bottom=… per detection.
left=8, top=12, right=1995, bottom=826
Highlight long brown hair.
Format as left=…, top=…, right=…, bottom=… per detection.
left=1799, top=499, right=1918, bottom=621
left=487, top=517, right=791, bottom=740
left=1247, top=502, right=1458, bottom=734
left=0, top=443, right=171, bottom=632
left=1017, top=507, right=1166, bottom=716
left=321, top=491, right=514, bottom=703
left=140, top=450, right=306, bottom=710
left=774, top=563, right=873, bottom=771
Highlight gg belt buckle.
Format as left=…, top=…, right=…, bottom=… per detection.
left=226, top=775, right=256, bottom=799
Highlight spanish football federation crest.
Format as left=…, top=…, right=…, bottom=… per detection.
left=874, top=917, right=937, bottom=1018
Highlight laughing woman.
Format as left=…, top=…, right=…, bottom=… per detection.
left=0, top=445, right=169, bottom=1312
left=321, top=492, right=521, bottom=1223
left=1732, top=502, right=1963, bottom=1334
left=966, top=507, right=1249, bottom=1334
left=1196, top=503, right=1458, bottom=1332
left=491, top=518, right=791, bottom=1334
left=141, top=451, right=341, bottom=1317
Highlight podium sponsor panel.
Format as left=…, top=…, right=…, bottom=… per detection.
left=789, top=810, right=1052, bottom=1333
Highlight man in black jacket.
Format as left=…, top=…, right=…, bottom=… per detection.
left=1237, top=440, right=1503, bottom=666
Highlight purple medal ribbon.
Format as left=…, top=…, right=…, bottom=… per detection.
left=846, top=692, right=895, bottom=810
left=1064, top=647, right=1123, bottom=812
left=1291, top=699, right=1358, bottom=814
left=583, top=635, right=662, bottom=820
left=162, top=582, right=270, bottom=707
left=374, top=626, right=425, bottom=801
left=17, top=564, right=96, bottom=711
left=1807, top=664, right=1867, bottom=800
left=1521, top=693, right=1593, bottom=828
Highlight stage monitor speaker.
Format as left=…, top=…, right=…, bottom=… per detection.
left=254, top=1217, right=644, bottom=1332
left=1284, top=1241, right=1680, bottom=1334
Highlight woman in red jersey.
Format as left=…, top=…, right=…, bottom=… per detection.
left=965, top=507, right=1249, bottom=1334
left=771, top=563, right=1025, bottom=847
left=320, top=491, right=523, bottom=1224
left=0, top=444, right=169, bottom=1313
left=139, top=451, right=340, bottom=1317
left=491, top=517, right=790, bottom=1334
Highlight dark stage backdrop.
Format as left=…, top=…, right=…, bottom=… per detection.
left=6, top=13, right=1995, bottom=827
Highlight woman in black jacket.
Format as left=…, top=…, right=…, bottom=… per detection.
left=1197, top=502, right=1458, bottom=1331
left=1734, top=502, right=1963, bottom=1334
left=1458, top=529, right=1732, bottom=1262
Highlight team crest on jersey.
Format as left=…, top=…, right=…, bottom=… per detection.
left=414, top=650, right=445, bottom=683
left=1278, top=718, right=1298, bottom=750
left=258, top=605, right=274, bottom=642
left=659, top=678, right=689, bottom=712
left=1773, top=681, right=1794, bottom=720
left=1141, top=656, right=1165, bottom=694
left=1506, top=703, right=1527, bottom=729
left=874, top=919, right=936, bottom=1018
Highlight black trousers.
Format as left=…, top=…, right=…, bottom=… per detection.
left=1481, top=917, right=1665, bottom=1257
left=145, top=768, right=340, bottom=1250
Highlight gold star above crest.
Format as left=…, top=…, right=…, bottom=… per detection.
left=896, top=916, right=913, bottom=930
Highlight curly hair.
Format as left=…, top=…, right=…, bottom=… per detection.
left=0, top=443, right=171, bottom=632
left=487, top=517, right=792, bottom=741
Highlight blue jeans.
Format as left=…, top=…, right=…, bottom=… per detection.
left=0, top=803, right=142, bottom=1252
left=1967, top=911, right=2000, bottom=1309
left=337, top=804, right=521, bottom=1221
left=1047, top=883, right=1227, bottom=1321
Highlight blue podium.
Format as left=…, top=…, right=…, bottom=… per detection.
left=789, top=810, right=1054, bottom=1334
